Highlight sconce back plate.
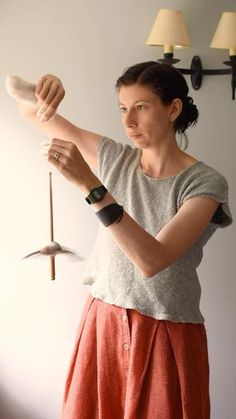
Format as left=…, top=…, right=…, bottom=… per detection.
left=191, top=56, right=203, bottom=90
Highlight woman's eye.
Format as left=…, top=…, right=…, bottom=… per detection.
left=119, top=107, right=127, bottom=113
left=137, top=104, right=146, bottom=110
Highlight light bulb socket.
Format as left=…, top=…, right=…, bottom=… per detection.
left=158, top=53, right=180, bottom=64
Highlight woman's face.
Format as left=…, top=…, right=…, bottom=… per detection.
left=118, top=83, right=178, bottom=148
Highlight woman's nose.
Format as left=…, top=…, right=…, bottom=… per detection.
left=124, top=111, right=137, bottom=127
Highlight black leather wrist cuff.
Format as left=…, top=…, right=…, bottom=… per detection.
left=95, top=204, right=124, bottom=227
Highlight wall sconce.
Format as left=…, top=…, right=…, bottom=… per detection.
left=146, top=9, right=236, bottom=100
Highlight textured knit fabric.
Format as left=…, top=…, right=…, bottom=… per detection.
left=80, top=137, right=232, bottom=323
left=62, top=295, right=210, bottom=419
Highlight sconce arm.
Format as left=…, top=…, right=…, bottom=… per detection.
left=178, top=55, right=235, bottom=99
left=157, top=55, right=235, bottom=99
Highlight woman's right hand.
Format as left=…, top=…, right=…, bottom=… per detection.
left=35, top=74, right=65, bottom=122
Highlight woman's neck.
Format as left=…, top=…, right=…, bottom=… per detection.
left=139, top=137, right=197, bottom=179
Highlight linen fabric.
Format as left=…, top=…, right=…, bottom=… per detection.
left=62, top=295, right=210, bottom=419
left=80, top=137, right=232, bottom=323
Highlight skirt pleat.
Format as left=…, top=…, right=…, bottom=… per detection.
left=61, top=295, right=210, bottom=419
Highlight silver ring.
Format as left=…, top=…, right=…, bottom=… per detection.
left=54, top=152, right=61, bottom=161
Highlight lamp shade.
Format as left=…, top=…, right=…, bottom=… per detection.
left=210, top=12, right=236, bottom=55
left=146, top=9, right=191, bottom=51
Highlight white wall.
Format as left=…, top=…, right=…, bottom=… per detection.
left=0, top=1, right=235, bottom=418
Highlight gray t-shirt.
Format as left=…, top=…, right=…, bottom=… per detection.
left=80, top=137, right=232, bottom=323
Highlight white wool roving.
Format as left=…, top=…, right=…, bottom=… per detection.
left=6, top=75, right=37, bottom=107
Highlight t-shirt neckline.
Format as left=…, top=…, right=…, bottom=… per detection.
left=136, top=154, right=202, bottom=181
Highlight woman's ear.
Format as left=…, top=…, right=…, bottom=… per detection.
left=169, top=98, right=182, bottom=122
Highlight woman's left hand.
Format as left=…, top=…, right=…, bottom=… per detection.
left=40, top=138, right=98, bottom=193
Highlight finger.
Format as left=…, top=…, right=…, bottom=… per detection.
left=40, top=145, right=65, bottom=158
left=36, top=74, right=62, bottom=92
left=36, top=78, right=52, bottom=104
left=35, top=77, right=45, bottom=96
left=47, top=155, right=69, bottom=173
left=49, top=85, right=65, bottom=108
left=39, top=145, right=62, bottom=157
left=41, top=138, right=70, bottom=150
left=41, top=139, right=77, bottom=154
left=39, top=140, right=78, bottom=169
left=45, top=154, right=63, bottom=167
left=39, top=90, right=65, bottom=122
left=35, top=74, right=64, bottom=103
left=38, top=84, right=57, bottom=110
left=36, top=80, right=55, bottom=111
left=38, top=105, right=56, bottom=122
left=40, top=147, right=68, bottom=167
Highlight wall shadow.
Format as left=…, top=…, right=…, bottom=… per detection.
left=0, top=384, right=44, bottom=419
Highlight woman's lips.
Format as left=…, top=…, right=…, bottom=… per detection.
left=129, top=133, right=142, bottom=138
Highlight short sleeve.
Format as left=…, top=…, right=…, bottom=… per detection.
left=97, top=136, right=137, bottom=183
left=179, top=164, right=233, bottom=228
left=97, top=137, right=124, bottom=179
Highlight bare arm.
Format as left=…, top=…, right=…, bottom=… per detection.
left=43, top=138, right=220, bottom=278
left=19, top=111, right=103, bottom=169
left=91, top=193, right=219, bottom=277
left=8, top=74, right=103, bottom=169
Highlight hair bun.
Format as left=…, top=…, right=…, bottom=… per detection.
left=184, top=96, right=193, bottom=105
left=179, top=95, right=199, bottom=134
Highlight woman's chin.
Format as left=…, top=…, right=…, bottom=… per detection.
left=129, top=135, right=150, bottom=148
left=129, top=134, right=144, bottom=144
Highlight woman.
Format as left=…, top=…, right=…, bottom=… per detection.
left=10, top=61, right=232, bottom=418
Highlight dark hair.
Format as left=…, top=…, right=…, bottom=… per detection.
left=116, top=61, right=199, bottom=134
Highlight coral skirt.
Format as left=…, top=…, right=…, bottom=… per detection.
left=61, top=295, right=210, bottom=419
